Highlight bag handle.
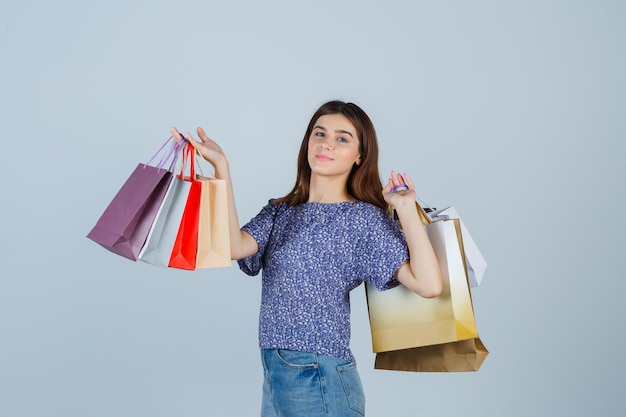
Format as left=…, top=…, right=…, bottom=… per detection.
left=194, top=151, right=219, bottom=179
left=144, top=136, right=185, bottom=173
left=177, top=141, right=196, bottom=181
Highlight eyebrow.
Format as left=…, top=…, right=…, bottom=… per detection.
left=313, top=125, right=354, bottom=138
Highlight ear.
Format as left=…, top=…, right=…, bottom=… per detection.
left=355, top=154, right=362, bottom=166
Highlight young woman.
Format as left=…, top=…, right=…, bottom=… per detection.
left=173, top=100, right=442, bottom=416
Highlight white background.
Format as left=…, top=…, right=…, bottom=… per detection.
left=1, top=1, right=624, bottom=416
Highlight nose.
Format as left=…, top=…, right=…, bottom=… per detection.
left=320, top=138, right=334, bottom=150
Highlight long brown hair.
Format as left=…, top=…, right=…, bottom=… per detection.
left=275, top=100, right=386, bottom=210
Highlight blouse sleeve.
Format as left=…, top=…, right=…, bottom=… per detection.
left=356, top=208, right=409, bottom=291
left=237, top=200, right=279, bottom=276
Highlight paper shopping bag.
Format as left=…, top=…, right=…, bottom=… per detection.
left=366, top=202, right=488, bottom=371
left=138, top=141, right=194, bottom=268
left=137, top=176, right=191, bottom=267
left=168, top=179, right=202, bottom=270
left=366, top=217, right=477, bottom=351
left=430, top=206, right=487, bottom=287
left=168, top=146, right=232, bottom=270
left=195, top=177, right=231, bottom=268
left=374, top=337, right=488, bottom=372
left=87, top=137, right=182, bottom=261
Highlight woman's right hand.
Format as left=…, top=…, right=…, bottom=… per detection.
left=171, top=127, right=229, bottom=175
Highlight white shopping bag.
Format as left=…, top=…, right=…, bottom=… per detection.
left=430, top=207, right=487, bottom=287
left=138, top=177, right=191, bottom=267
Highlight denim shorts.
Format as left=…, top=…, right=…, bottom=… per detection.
left=260, top=349, right=365, bottom=417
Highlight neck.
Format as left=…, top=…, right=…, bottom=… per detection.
left=308, top=174, right=353, bottom=203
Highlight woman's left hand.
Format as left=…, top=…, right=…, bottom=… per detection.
left=385, top=171, right=443, bottom=298
left=383, top=171, right=416, bottom=209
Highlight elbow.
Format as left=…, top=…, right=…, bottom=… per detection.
left=398, top=263, right=443, bottom=298
left=230, top=247, right=253, bottom=261
left=229, top=231, right=259, bottom=260
left=418, top=282, right=443, bottom=298
left=229, top=248, right=245, bottom=261
left=415, top=272, right=443, bottom=299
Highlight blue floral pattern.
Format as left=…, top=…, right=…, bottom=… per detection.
left=239, top=200, right=409, bottom=363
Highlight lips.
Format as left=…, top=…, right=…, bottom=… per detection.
left=316, top=154, right=333, bottom=162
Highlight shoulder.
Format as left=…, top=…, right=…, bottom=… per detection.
left=350, top=201, right=405, bottom=238
left=268, top=198, right=291, bottom=217
left=261, top=198, right=287, bottom=215
left=350, top=201, right=391, bottom=222
left=340, top=201, right=396, bottom=234
left=243, top=198, right=286, bottom=228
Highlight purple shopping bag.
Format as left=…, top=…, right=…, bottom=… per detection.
left=87, top=137, right=183, bottom=261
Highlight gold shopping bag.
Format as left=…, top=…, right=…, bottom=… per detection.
left=365, top=202, right=488, bottom=372
left=374, top=337, right=488, bottom=372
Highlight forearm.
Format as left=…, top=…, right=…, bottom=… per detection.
left=394, top=201, right=443, bottom=298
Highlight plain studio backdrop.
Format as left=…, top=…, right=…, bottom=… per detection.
left=1, top=1, right=624, bottom=416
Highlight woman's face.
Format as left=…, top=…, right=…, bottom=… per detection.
left=307, top=114, right=362, bottom=180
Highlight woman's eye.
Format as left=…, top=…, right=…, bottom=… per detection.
left=338, top=137, right=348, bottom=143
left=315, top=132, right=324, bottom=137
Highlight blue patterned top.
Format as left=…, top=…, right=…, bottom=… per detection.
left=238, top=199, right=409, bottom=363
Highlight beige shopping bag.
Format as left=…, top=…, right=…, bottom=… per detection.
left=196, top=176, right=231, bottom=268
left=365, top=202, right=488, bottom=371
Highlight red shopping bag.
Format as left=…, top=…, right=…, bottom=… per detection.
left=168, top=143, right=201, bottom=270
left=168, top=181, right=202, bottom=269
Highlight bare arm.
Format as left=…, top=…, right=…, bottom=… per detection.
left=383, top=171, right=443, bottom=298
left=172, top=127, right=259, bottom=260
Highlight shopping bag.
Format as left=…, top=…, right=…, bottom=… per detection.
left=139, top=143, right=232, bottom=270
left=168, top=180, right=202, bottom=270
left=365, top=202, right=488, bottom=372
left=138, top=140, right=194, bottom=267
left=87, top=137, right=182, bottom=261
left=374, top=337, right=488, bottom=372
left=195, top=176, right=231, bottom=268
left=168, top=144, right=207, bottom=270
left=366, top=216, right=477, bottom=351
left=430, top=206, right=487, bottom=287
left=137, top=175, right=191, bottom=267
